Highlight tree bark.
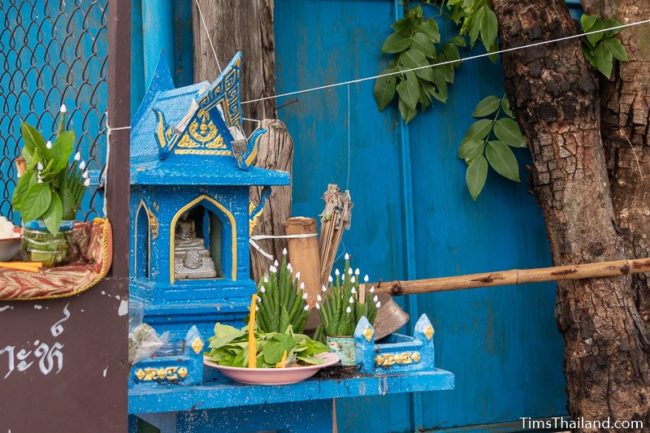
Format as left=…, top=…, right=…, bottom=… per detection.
left=192, top=0, right=276, bottom=125
left=493, top=1, right=650, bottom=430
left=581, top=0, right=650, bottom=326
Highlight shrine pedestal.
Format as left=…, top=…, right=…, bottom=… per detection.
left=128, top=368, right=454, bottom=433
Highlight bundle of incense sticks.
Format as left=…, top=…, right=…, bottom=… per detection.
left=318, top=184, right=352, bottom=287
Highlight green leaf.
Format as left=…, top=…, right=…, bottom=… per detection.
left=501, top=98, right=514, bottom=118
left=416, top=20, right=440, bottom=43
left=462, top=119, right=493, bottom=141
left=262, top=333, right=295, bottom=365
left=438, top=64, right=455, bottom=84
left=398, top=98, right=417, bottom=123
left=581, top=14, right=597, bottom=32
left=586, top=20, right=606, bottom=46
left=20, top=183, right=52, bottom=222
left=466, top=156, right=488, bottom=200
left=450, top=35, right=466, bottom=47
left=430, top=79, right=448, bottom=103
left=20, top=122, right=46, bottom=156
left=486, top=141, right=520, bottom=182
left=458, top=138, right=484, bottom=162
left=278, top=305, right=291, bottom=333
left=396, top=71, right=419, bottom=110
left=374, top=69, right=397, bottom=111
left=410, top=32, right=436, bottom=58
left=480, top=7, right=498, bottom=52
left=43, top=192, right=63, bottom=234
left=472, top=96, right=501, bottom=117
left=494, top=118, right=526, bottom=147
left=12, top=170, right=34, bottom=210
left=442, top=42, right=461, bottom=68
left=415, top=65, right=436, bottom=83
left=605, top=38, right=628, bottom=62
left=382, top=32, right=412, bottom=53
left=391, top=16, right=414, bottom=35
left=593, top=42, right=613, bottom=78
left=603, top=19, right=622, bottom=38
left=469, top=7, right=485, bottom=47
left=48, top=131, right=75, bottom=174
left=400, top=48, right=428, bottom=70
left=209, top=324, right=246, bottom=348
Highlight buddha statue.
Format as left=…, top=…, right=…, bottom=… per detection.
left=173, top=214, right=218, bottom=279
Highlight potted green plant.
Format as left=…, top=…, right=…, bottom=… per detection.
left=12, top=105, right=89, bottom=266
left=316, top=254, right=380, bottom=366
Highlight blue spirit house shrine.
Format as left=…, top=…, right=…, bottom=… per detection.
left=127, top=53, right=454, bottom=433
left=129, top=53, right=289, bottom=340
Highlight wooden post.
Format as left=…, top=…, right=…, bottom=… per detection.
left=192, top=0, right=276, bottom=125
left=249, top=119, right=294, bottom=281
left=285, top=217, right=321, bottom=305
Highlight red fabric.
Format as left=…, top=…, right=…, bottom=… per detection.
left=0, top=219, right=112, bottom=301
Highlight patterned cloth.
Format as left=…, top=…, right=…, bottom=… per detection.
left=0, top=219, right=112, bottom=300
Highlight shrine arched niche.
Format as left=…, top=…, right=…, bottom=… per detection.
left=169, top=194, right=237, bottom=284
left=134, top=201, right=152, bottom=279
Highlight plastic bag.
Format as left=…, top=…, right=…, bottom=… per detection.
left=128, top=323, right=170, bottom=365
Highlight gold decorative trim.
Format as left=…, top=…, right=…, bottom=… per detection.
left=191, top=337, right=204, bottom=354
left=173, top=149, right=232, bottom=156
left=375, top=351, right=421, bottom=367
left=424, top=325, right=434, bottom=341
left=169, top=194, right=238, bottom=283
left=134, top=366, right=187, bottom=382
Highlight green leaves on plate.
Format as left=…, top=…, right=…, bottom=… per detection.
left=205, top=323, right=328, bottom=368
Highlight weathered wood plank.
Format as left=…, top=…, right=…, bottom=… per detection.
left=249, top=119, right=294, bottom=281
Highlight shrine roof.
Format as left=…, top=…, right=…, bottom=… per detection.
left=129, top=52, right=289, bottom=187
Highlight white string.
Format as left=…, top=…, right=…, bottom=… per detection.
left=250, top=233, right=318, bottom=240
left=250, top=239, right=275, bottom=260
left=249, top=233, right=319, bottom=261
left=104, top=115, right=131, bottom=216
left=346, top=84, right=351, bottom=190
left=194, top=0, right=223, bottom=74
left=242, top=18, right=650, bottom=105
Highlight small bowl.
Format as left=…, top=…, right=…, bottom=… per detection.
left=0, top=237, right=21, bottom=261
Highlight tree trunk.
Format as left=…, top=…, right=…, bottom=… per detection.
left=192, top=0, right=276, bottom=124
left=493, top=1, right=650, bottom=430
left=581, top=0, right=650, bottom=327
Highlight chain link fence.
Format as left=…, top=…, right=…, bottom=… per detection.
left=0, top=0, right=109, bottom=222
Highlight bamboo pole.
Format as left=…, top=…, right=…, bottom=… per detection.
left=367, top=258, right=650, bottom=296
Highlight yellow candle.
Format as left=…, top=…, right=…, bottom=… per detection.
left=247, top=294, right=257, bottom=368
left=276, top=350, right=288, bottom=368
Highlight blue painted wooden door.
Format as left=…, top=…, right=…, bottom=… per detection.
left=274, top=1, right=567, bottom=431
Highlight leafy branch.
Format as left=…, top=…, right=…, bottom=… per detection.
left=374, top=0, right=499, bottom=123
left=581, top=14, right=628, bottom=79
left=458, top=95, right=527, bottom=200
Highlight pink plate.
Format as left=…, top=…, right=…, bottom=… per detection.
left=204, top=352, right=340, bottom=385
